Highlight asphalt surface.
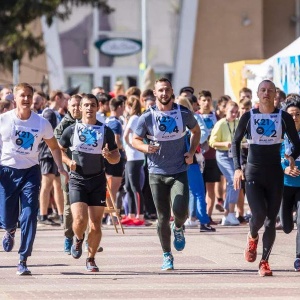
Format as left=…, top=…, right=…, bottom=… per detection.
left=0, top=215, right=300, bottom=299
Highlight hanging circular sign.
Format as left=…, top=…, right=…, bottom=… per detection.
left=94, top=38, right=142, bottom=57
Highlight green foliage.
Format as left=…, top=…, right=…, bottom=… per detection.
left=0, top=0, right=114, bottom=71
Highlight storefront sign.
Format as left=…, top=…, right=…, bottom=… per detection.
left=94, top=38, right=142, bottom=57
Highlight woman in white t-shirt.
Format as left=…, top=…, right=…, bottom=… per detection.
left=122, top=96, right=146, bottom=226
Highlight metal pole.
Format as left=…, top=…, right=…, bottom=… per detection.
left=13, top=59, right=19, bottom=85
left=141, top=0, right=147, bottom=68
left=296, top=0, right=300, bottom=38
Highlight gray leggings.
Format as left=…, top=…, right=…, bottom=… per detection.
left=149, top=171, right=189, bottom=253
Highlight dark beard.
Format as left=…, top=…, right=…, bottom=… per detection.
left=157, top=97, right=172, bottom=105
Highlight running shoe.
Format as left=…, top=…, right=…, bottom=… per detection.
left=172, top=222, right=186, bottom=251
left=215, top=203, right=225, bottom=212
left=200, top=224, right=216, bottom=232
left=71, top=236, right=84, bottom=259
left=221, top=213, right=240, bottom=226
left=38, top=218, right=60, bottom=226
left=121, top=217, right=134, bottom=226
left=2, top=229, right=16, bottom=252
left=133, top=218, right=145, bottom=226
left=237, top=216, right=247, bottom=224
left=244, top=233, right=259, bottom=262
left=294, top=258, right=300, bottom=271
left=16, top=261, right=31, bottom=276
left=86, top=258, right=99, bottom=272
left=161, top=252, right=174, bottom=270
left=184, top=219, right=198, bottom=227
left=258, top=260, right=272, bottom=276
left=64, top=237, right=73, bottom=255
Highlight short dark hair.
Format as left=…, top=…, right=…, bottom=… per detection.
left=257, top=80, right=276, bottom=91
left=282, top=99, right=300, bottom=111
left=81, top=93, right=99, bottom=107
left=198, top=90, right=212, bottom=98
left=141, top=89, right=155, bottom=99
left=97, top=94, right=109, bottom=105
left=276, top=89, right=286, bottom=100
left=109, top=97, right=124, bottom=111
left=154, top=77, right=172, bottom=88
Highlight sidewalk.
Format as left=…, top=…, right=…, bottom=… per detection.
left=0, top=219, right=300, bottom=300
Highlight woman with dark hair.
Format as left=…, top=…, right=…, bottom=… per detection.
left=122, top=96, right=146, bottom=226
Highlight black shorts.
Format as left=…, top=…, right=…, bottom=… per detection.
left=203, top=158, right=221, bottom=183
left=69, top=172, right=107, bottom=206
left=40, top=157, right=59, bottom=176
left=105, top=157, right=125, bottom=177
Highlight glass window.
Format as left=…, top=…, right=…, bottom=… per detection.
left=67, top=74, right=93, bottom=93
left=58, top=7, right=94, bottom=67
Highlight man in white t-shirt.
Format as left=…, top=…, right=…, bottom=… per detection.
left=0, top=83, right=68, bottom=276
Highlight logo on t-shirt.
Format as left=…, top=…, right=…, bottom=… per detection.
left=203, top=117, right=214, bottom=129
left=254, top=118, right=276, bottom=137
left=15, top=130, right=37, bottom=151
left=157, top=115, right=179, bottom=134
left=78, top=126, right=101, bottom=147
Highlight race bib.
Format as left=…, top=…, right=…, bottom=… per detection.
left=248, top=110, right=282, bottom=145
left=11, top=124, right=40, bottom=156
left=148, top=106, right=185, bottom=142
left=72, top=122, right=104, bottom=154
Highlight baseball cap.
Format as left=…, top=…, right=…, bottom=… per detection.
left=179, top=86, right=194, bottom=95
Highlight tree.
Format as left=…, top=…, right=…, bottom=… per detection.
left=0, top=0, right=114, bottom=72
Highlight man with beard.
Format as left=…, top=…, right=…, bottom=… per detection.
left=132, top=78, right=200, bottom=270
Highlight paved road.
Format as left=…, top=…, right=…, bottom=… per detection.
left=0, top=221, right=300, bottom=299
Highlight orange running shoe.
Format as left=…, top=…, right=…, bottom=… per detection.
left=244, top=233, right=259, bottom=262
left=258, top=260, right=273, bottom=276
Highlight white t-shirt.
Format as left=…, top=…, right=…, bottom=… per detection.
left=124, top=115, right=144, bottom=161
left=0, top=110, right=54, bottom=169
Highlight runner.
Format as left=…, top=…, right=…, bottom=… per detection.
left=0, top=83, right=68, bottom=276
left=59, top=93, right=119, bottom=272
left=132, top=78, right=200, bottom=270
left=232, top=80, right=300, bottom=276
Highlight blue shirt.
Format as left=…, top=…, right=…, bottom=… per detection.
left=135, top=103, right=197, bottom=175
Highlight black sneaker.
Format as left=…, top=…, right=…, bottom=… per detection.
left=38, top=218, right=60, bottom=226
left=86, top=257, right=99, bottom=272
left=200, top=224, right=216, bottom=232
left=71, top=236, right=84, bottom=259
left=237, top=216, right=247, bottom=224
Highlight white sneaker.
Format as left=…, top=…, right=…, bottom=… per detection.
left=221, top=214, right=240, bottom=226
left=184, top=219, right=198, bottom=227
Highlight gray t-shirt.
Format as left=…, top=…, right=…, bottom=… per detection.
left=135, top=103, right=197, bottom=175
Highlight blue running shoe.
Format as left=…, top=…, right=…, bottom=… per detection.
left=294, top=258, right=300, bottom=271
left=86, top=258, right=99, bottom=272
left=2, top=230, right=16, bottom=252
left=71, top=236, right=84, bottom=259
left=172, top=222, right=185, bottom=251
left=64, top=237, right=73, bottom=255
left=161, top=252, right=174, bottom=270
left=16, top=261, right=31, bottom=276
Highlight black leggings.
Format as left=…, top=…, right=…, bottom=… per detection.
left=281, top=185, right=300, bottom=258
left=149, top=172, right=189, bottom=253
left=245, top=163, right=284, bottom=261
left=125, top=160, right=145, bottom=215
